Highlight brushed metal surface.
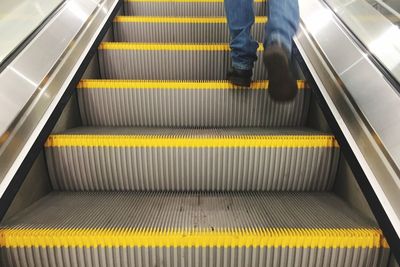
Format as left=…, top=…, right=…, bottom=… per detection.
left=0, top=0, right=120, bottom=198
left=0, top=0, right=64, bottom=64
left=325, top=0, right=400, bottom=83
left=0, top=0, right=99, bottom=139
left=297, top=0, right=400, bottom=246
left=301, top=0, right=400, bottom=168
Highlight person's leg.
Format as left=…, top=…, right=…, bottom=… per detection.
left=263, top=0, right=299, bottom=101
left=265, top=0, right=299, bottom=54
left=225, top=0, right=259, bottom=86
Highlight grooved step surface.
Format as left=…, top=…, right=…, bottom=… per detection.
left=124, top=0, right=267, bottom=17
left=77, top=80, right=310, bottom=128
left=113, top=16, right=266, bottom=43
left=45, top=127, right=339, bottom=191
left=0, top=192, right=389, bottom=267
left=98, top=43, right=267, bottom=80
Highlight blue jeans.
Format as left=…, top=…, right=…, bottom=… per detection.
left=224, top=0, right=299, bottom=70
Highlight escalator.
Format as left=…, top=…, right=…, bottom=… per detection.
left=0, top=0, right=397, bottom=266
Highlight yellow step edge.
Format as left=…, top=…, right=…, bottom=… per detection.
left=99, top=42, right=264, bottom=51
left=126, top=0, right=266, bottom=3
left=0, top=132, right=9, bottom=145
left=114, top=16, right=267, bottom=23
left=44, top=135, right=339, bottom=148
left=77, top=80, right=306, bottom=90
left=0, top=227, right=387, bottom=248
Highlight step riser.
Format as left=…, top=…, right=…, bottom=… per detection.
left=99, top=49, right=266, bottom=80
left=46, top=146, right=339, bottom=191
left=1, top=246, right=389, bottom=267
left=78, top=87, right=310, bottom=127
left=124, top=1, right=267, bottom=17
left=114, top=21, right=264, bottom=43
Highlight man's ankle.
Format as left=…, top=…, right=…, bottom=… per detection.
left=227, top=67, right=253, bottom=87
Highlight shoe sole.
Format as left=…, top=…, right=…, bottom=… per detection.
left=228, top=76, right=251, bottom=87
left=263, top=47, right=298, bottom=101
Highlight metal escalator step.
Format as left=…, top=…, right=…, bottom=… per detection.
left=124, top=0, right=266, bottom=17
left=45, top=127, right=339, bottom=191
left=98, top=43, right=267, bottom=80
left=77, top=80, right=310, bottom=127
left=0, top=192, right=389, bottom=267
left=113, top=16, right=266, bottom=43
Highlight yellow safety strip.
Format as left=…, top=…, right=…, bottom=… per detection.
left=126, top=0, right=266, bottom=3
left=99, top=42, right=264, bottom=51
left=0, top=227, right=388, bottom=248
left=44, top=135, right=339, bottom=148
left=114, top=16, right=267, bottom=23
left=0, top=132, right=9, bottom=145
left=77, top=80, right=306, bottom=90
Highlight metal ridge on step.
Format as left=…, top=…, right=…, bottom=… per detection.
left=98, top=43, right=267, bottom=79
left=113, top=20, right=265, bottom=42
left=44, top=128, right=339, bottom=191
left=77, top=80, right=309, bottom=127
left=0, top=192, right=387, bottom=249
left=123, top=0, right=266, bottom=17
left=0, top=192, right=389, bottom=266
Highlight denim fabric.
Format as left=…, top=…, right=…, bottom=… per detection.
left=224, top=0, right=299, bottom=70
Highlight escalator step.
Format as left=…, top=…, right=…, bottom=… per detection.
left=77, top=80, right=310, bottom=127
left=98, top=42, right=267, bottom=80
left=0, top=192, right=389, bottom=267
left=123, top=0, right=267, bottom=17
left=113, top=16, right=266, bottom=43
left=45, top=127, right=339, bottom=191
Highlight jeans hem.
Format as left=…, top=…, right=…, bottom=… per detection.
left=231, top=62, right=254, bottom=71
left=264, top=32, right=292, bottom=54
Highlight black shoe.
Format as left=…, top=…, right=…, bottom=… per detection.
left=263, top=43, right=298, bottom=101
left=227, top=67, right=252, bottom=87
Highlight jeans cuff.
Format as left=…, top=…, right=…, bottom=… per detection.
left=264, top=32, right=292, bottom=54
left=232, top=61, right=254, bottom=71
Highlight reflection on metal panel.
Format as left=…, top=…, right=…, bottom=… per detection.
left=297, top=0, right=400, bottom=253
left=302, top=0, right=400, bottom=170
left=325, top=0, right=400, bottom=84
left=0, top=0, right=99, bottom=139
left=368, top=0, right=400, bottom=26
left=0, top=0, right=64, bottom=64
left=0, top=0, right=119, bottom=198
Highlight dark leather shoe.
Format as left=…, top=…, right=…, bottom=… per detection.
left=263, top=43, right=298, bottom=101
left=227, top=67, right=252, bottom=87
